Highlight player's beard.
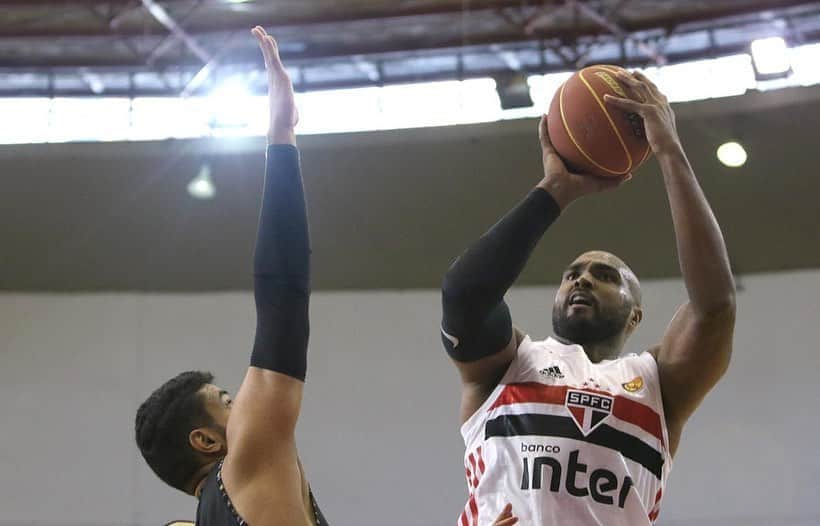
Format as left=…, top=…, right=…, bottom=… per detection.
left=552, top=298, right=632, bottom=345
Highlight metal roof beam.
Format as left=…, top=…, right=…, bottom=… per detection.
left=568, top=0, right=666, bottom=64
left=1, top=0, right=815, bottom=39
left=5, top=9, right=818, bottom=70
left=4, top=27, right=819, bottom=98
left=140, top=0, right=210, bottom=63
left=0, top=0, right=549, bottom=37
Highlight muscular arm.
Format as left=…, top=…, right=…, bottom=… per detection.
left=440, top=187, right=559, bottom=391
left=653, top=145, right=736, bottom=454
left=221, top=28, right=314, bottom=525
left=226, top=142, right=311, bottom=460
left=441, top=117, right=629, bottom=422
left=607, top=72, right=736, bottom=456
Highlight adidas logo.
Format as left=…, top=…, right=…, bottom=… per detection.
left=539, top=365, right=565, bottom=379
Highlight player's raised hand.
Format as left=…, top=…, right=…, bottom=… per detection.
left=537, top=115, right=632, bottom=208
left=492, top=503, right=520, bottom=526
left=251, top=25, right=298, bottom=144
left=604, top=70, right=680, bottom=155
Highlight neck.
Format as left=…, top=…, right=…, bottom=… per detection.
left=554, top=333, right=625, bottom=363
left=191, top=460, right=220, bottom=498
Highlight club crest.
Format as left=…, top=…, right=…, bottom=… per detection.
left=565, top=389, right=613, bottom=435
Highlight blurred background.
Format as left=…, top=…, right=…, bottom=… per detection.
left=0, top=1, right=818, bottom=525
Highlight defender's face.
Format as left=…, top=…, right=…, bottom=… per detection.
left=199, top=384, right=233, bottom=431
left=187, top=384, right=232, bottom=459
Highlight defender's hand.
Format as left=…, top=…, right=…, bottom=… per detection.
left=537, top=115, right=631, bottom=209
left=604, top=71, right=680, bottom=156
left=251, top=26, right=298, bottom=144
left=493, top=503, right=519, bottom=526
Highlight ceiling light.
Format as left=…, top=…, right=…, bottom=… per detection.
left=494, top=73, right=534, bottom=110
left=188, top=164, right=216, bottom=199
left=751, top=37, right=791, bottom=79
left=716, top=141, right=747, bottom=168
left=208, top=75, right=254, bottom=129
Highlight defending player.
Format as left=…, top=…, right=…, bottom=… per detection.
left=136, top=27, right=328, bottom=526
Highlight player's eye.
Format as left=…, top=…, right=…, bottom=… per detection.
left=596, top=270, right=617, bottom=282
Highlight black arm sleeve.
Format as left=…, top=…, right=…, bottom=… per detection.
left=249, top=144, right=311, bottom=381
left=441, top=188, right=561, bottom=362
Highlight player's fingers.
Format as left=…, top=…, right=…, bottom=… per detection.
left=251, top=27, right=267, bottom=50
left=603, top=94, right=646, bottom=113
left=251, top=25, right=267, bottom=38
left=618, top=70, right=656, bottom=104
left=265, top=36, right=283, bottom=70
left=631, top=70, right=660, bottom=93
left=252, top=28, right=274, bottom=68
left=268, top=39, right=293, bottom=84
left=614, top=71, right=648, bottom=102
left=632, top=70, right=667, bottom=103
left=492, top=503, right=518, bottom=525
left=539, top=115, right=557, bottom=153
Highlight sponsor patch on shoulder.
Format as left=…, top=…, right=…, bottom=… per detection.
left=622, top=376, right=644, bottom=393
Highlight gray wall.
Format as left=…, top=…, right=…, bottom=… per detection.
left=1, top=270, right=818, bottom=526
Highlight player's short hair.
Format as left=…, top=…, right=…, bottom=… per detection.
left=574, top=251, right=642, bottom=306
left=135, top=370, right=214, bottom=492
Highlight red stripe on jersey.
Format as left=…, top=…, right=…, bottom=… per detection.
left=468, top=453, right=479, bottom=488
left=489, top=382, right=665, bottom=445
left=469, top=495, right=478, bottom=524
left=489, top=382, right=567, bottom=409
left=460, top=447, right=484, bottom=526
left=613, top=396, right=665, bottom=447
left=648, top=489, right=663, bottom=522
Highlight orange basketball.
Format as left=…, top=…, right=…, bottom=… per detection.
left=547, top=65, right=651, bottom=178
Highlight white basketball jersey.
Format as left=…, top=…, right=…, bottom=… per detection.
left=458, top=336, right=672, bottom=526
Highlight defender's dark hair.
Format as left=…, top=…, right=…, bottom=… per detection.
left=135, top=370, right=215, bottom=492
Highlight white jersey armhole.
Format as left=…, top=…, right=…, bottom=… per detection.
left=637, top=350, right=674, bottom=472
left=459, top=335, right=533, bottom=445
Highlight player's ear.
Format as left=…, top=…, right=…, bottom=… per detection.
left=189, top=427, right=224, bottom=455
left=628, top=307, right=643, bottom=331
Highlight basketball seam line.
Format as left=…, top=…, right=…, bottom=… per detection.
left=559, top=83, right=623, bottom=176
left=578, top=69, right=633, bottom=174
left=595, top=65, right=652, bottom=164
left=638, top=140, right=652, bottom=165
left=595, top=64, right=652, bottom=168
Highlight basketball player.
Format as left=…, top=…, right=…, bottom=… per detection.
left=136, top=26, right=523, bottom=526
left=135, top=26, right=328, bottom=525
left=440, top=71, right=735, bottom=525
